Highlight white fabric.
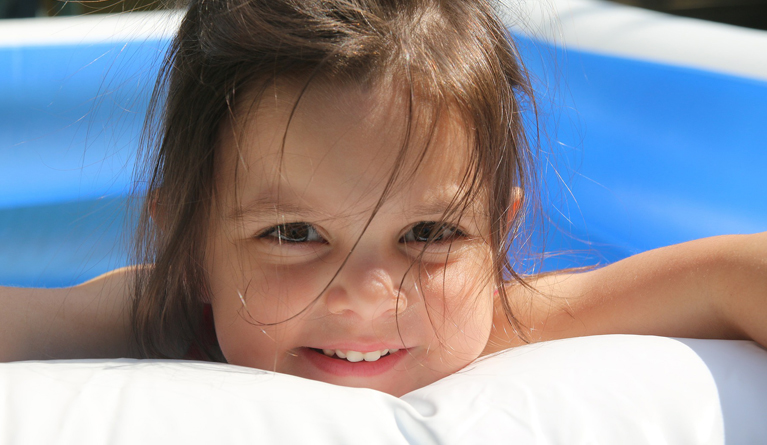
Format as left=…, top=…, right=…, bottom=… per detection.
left=1, top=335, right=766, bottom=444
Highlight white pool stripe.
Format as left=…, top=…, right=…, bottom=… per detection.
left=505, top=0, right=767, bottom=82
left=0, top=10, right=183, bottom=47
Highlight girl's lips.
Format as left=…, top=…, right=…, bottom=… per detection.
left=308, top=342, right=406, bottom=352
left=300, top=346, right=407, bottom=377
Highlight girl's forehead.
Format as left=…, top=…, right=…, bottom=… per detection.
left=216, top=79, right=476, bottom=214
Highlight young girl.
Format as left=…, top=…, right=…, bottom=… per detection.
left=2, top=0, right=766, bottom=397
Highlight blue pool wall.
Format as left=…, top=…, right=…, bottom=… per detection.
left=0, top=35, right=165, bottom=287
left=1, top=17, right=766, bottom=287
left=515, top=34, right=767, bottom=271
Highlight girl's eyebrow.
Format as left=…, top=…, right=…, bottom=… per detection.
left=410, top=200, right=461, bottom=217
left=227, top=190, right=480, bottom=221
left=408, top=191, right=483, bottom=218
left=227, top=197, right=323, bottom=221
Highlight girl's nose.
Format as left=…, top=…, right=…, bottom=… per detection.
left=325, top=264, right=408, bottom=321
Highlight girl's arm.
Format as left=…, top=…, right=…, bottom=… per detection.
left=487, top=232, right=767, bottom=353
left=0, top=266, right=138, bottom=362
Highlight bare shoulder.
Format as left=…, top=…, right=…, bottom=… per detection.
left=0, top=266, right=140, bottom=362
left=486, top=232, right=767, bottom=355
left=485, top=271, right=592, bottom=354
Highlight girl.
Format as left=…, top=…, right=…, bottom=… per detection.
left=2, top=0, right=766, bottom=397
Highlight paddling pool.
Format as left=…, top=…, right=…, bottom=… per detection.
left=1, top=3, right=767, bottom=444
left=1, top=2, right=766, bottom=286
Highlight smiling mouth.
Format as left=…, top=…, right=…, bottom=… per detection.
left=309, top=348, right=400, bottom=363
left=301, top=346, right=408, bottom=378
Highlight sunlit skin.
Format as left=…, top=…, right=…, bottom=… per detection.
left=204, top=78, right=496, bottom=396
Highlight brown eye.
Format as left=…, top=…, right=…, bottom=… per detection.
left=259, top=223, right=324, bottom=243
left=401, top=222, right=463, bottom=243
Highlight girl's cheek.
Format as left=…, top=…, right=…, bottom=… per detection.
left=208, top=264, right=326, bottom=370
left=420, top=257, right=495, bottom=337
left=206, top=231, right=325, bottom=316
left=421, top=250, right=493, bottom=304
left=213, top=263, right=328, bottom=323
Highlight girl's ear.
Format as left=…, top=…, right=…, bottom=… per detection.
left=509, top=187, right=523, bottom=222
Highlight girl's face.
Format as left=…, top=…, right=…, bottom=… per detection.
left=206, top=79, right=495, bottom=396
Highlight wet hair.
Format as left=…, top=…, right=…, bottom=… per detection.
left=131, top=0, right=538, bottom=360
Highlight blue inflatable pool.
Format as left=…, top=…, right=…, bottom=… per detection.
left=1, top=2, right=766, bottom=287
left=511, top=0, right=767, bottom=271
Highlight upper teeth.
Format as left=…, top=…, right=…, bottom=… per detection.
left=321, top=348, right=399, bottom=362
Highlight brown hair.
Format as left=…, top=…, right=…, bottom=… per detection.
left=131, top=0, right=538, bottom=361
